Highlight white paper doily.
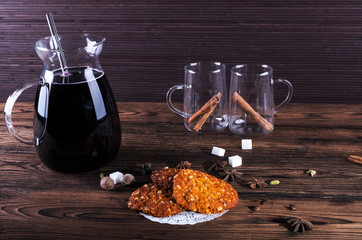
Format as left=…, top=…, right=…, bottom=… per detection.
left=140, top=210, right=228, bottom=225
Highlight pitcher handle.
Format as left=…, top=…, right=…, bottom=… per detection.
left=166, top=84, right=187, bottom=118
left=274, top=79, right=294, bottom=113
left=4, top=80, right=45, bottom=145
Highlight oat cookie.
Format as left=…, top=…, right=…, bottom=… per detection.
left=151, top=168, right=180, bottom=189
left=128, top=183, right=184, bottom=217
left=172, top=169, right=239, bottom=214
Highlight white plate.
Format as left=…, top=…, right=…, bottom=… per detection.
left=140, top=210, right=228, bottom=225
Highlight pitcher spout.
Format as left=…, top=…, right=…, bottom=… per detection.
left=34, top=33, right=106, bottom=72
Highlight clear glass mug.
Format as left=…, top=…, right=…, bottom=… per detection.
left=166, top=62, right=228, bottom=133
left=229, top=64, right=293, bottom=136
left=4, top=33, right=121, bottom=172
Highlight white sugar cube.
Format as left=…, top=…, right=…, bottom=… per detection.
left=241, top=139, right=252, bottom=150
left=211, top=146, right=225, bottom=157
left=228, top=155, right=242, bottom=168
left=109, top=171, right=123, bottom=184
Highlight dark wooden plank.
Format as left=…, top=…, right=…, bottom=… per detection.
left=0, top=1, right=362, bottom=103
left=0, top=102, right=361, bottom=239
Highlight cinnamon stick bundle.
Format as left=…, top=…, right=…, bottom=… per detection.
left=188, top=92, right=222, bottom=124
left=193, top=102, right=218, bottom=132
left=232, top=92, right=273, bottom=132
left=189, top=92, right=222, bottom=132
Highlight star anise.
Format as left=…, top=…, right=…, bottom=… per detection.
left=286, top=217, right=313, bottom=232
left=219, top=169, right=243, bottom=182
left=132, top=162, right=152, bottom=176
left=208, top=160, right=227, bottom=172
left=175, top=161, right=192, bottom=170
left=248, top=177, right=267, bottom=189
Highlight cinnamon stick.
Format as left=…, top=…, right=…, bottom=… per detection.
left=188, top=92, right=222, bottom=124
left=232, top=92, right=273, bottom=132
left=193, top=102, right=218, bottom=132
left=347, top=155, right=362, bottom=165
left=192, top=92, right=222, bottom=132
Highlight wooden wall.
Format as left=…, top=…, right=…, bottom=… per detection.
left=1, top=0, right=361, bottom=103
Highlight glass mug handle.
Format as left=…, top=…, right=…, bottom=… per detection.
left=166, top=84, right=187, bottom=118
left=4, top=80, right=47, bottom=146
left=274, top=79, right=294, bottom=113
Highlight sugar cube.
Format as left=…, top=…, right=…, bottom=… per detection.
left=211, top=146, right=225, bottom=157
left=228, top=155, right=242, bottom=167
left=241, top=139, right=252, bottom=150
left=109, top=171, right=123, bottom=184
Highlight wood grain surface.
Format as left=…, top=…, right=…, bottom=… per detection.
left=0, top=102, right=361, bottom=239
left=1, top=1, right=362, bottom=103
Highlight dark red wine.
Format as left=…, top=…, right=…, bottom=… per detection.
left=33, top=67, right=121, bottom=172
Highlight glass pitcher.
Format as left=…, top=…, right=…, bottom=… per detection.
left=4, top=33, right=121, bottom=172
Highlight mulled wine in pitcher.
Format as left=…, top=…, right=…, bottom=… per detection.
left=4, top=33, right=121, bottom=172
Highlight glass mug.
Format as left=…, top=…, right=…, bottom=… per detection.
left=4, top=33, right=121, bottom=172
left=229, top=64, right=293, bottom=136
left=166, top=62, right=228, bottom=133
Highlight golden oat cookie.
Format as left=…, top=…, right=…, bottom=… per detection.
left=151, top=168, right=180, bottom=189
left=127, top=183, right=184, bottom=217
left=172, top=169, right=239, bottom=214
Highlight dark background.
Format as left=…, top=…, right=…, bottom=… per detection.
left=1, top=0, right=361, bottom=103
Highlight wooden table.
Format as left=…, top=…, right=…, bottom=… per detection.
left=0, top=102, right=361, bottom=239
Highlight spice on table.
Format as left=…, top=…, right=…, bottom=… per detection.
left=248, top=198, right=270, bottom=212
left=287, top=204, right=297, bottom=211
left=270, top=180, right=280, bottom=186
left=121, top=174, right=136, bottom=186
left=100, top=176, right=115, bottom=190
left=248, top=205, right=260, bottom=212
left=100, top=172, right=135, bottom=190
left=208, top=160, right=228, bottom=172
left=248, top=177, right=267, bottom=189
left=286, top=217, right=313, bottom=232
left=306, top=169, right=316, bottom=177
left=133, top=162, right=152, bottom=176
left=347, top=155, right=362, bottom=165
left=175, top=161, right=192, bottom=170
left=220, top=169, right=243, bottom=182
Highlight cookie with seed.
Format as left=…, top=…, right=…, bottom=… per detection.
left=172, top=169, right=239, bottom=214
left=128, top=183, right=184, bottom=217
left=151, top=168, right=180, bottom=189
